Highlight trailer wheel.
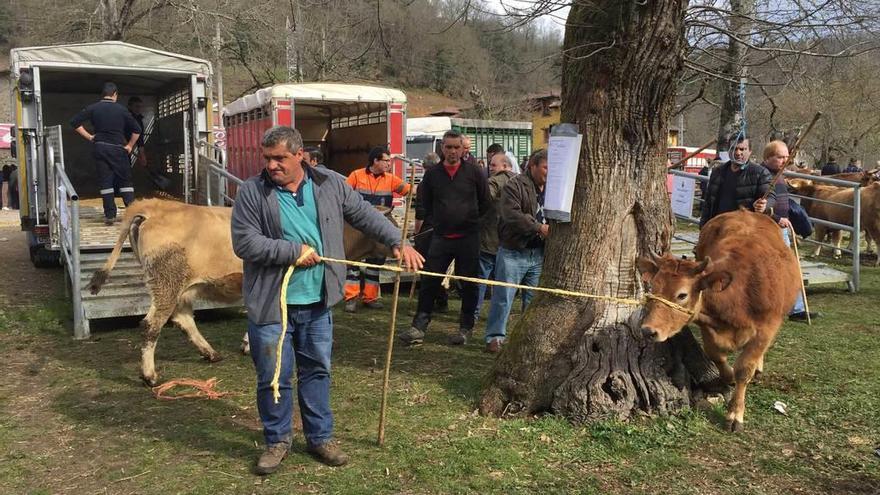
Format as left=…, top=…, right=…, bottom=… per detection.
left=30, top=245, right=61, bottom=268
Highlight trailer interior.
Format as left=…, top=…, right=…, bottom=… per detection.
left=294, top=101, right=389, bottom=176
left=39, top=69, right=194, bottom=200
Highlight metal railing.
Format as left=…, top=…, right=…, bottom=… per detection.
left=783, top=170, right=861, bottom=292
left=667, top=167, right=862, bottom=292
left=201, top=153, right=242, bottom=206
left=53, top=161, right=86, bottom=338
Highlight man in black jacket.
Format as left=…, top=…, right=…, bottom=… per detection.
left=700, top=137, right=773, bottom=228
left=400, top=130, right=489, bottom=346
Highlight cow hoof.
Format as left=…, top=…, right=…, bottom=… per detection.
left=204, top=353, right=224, bottom=363
left=726, top=419, right=744, bottom=433
left=141, top=374, right=159, bottom=387
left=240, top=343, right=250, bottom=355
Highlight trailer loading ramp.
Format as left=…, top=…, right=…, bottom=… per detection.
left=69, top=201, right=236, bottom=339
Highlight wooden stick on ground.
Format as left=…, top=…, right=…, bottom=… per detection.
left=378, top=156, right=418, bottom=446
left=789, top=226, right=812, bottom=326
left=668, top=138, right=717, bottom=170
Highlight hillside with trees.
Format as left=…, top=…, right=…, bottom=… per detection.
left=0, top=0, right=562, bottom=119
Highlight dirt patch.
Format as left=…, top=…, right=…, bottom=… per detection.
left=0, top=226, right=64, bottom=308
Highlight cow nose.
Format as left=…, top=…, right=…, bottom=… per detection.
left=641, top=326, right=658, bottom=340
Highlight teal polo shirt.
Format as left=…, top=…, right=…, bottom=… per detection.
left=277, top=176, right=324, bottom=305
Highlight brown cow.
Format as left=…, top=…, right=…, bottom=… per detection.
left=638, top=209, right=800, bottom=432
left=787, top=179, right=880, bottom=261
left=88, top=198, right=392, bottom=385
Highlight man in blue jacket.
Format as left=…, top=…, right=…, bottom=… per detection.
left=231, top=126, right=422, bottom=474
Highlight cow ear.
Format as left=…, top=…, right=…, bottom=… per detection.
left=690, top=256, right=711, bottom=276
left=698, top=270, right=732, bottom=292
left=636, top=256, right=659, bottom=283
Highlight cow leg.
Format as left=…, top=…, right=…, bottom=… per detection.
left=812, top=225, right=825, bottom=257
left=753, top=354, right=765, bottom=380
left=241, top=332, right=250, bottom=355
left=140, top=247, right=191, bottom=386
left=700, top=329, right=734, bottom=386
left=171, top=301, right=222, bottom=363
left=140, top=302, right=177, bottom=387
left=726, top=338, right=771, bottom=433
left=832, top=230, right=843, bottom=258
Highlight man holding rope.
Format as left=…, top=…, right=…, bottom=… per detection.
left=761, top=140, right=820, bottom=322
left=231, top=126, right=422, bottom=474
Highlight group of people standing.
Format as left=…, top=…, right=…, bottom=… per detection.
left=341, top=130, right=551, bottom=354
left=392, top=131, right=549, bottom=354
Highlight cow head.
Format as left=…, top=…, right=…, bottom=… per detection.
left=636, top=253, right=732, bottom=342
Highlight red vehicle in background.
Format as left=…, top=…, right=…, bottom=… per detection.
left=222, top=83, right=408, bottom=201
left=666, top=145, right=716, bottom=194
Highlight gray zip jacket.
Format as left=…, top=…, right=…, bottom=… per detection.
left=231, top=166, right=401, bottom=324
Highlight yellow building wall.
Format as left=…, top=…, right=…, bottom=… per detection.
left=531, top=107, right=679, bottom=150
left=531, top=107, right=560, bottom=151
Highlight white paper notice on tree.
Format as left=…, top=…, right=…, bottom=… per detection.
left=670, top=175, right=696, bottom=219
left=545, top=124, right=583, bottom=222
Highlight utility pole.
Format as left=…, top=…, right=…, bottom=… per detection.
left=320, top=27, right=326, bottom=81
left=286, top=0, right=304, bottom=83
left=213, top=22, right=224, bottom=111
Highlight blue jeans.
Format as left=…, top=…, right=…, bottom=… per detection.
left=781, top=228, right=806, bottom=314
left=248, top=304, right=333, bottom=447
left=474, top=251, right=496, bottom=321
left=485, top=246, right=544, bottom=342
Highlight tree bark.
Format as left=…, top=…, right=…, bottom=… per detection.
left=716, top=0, right=756, bottom=152
left=479, top=1, right=713, bottom=422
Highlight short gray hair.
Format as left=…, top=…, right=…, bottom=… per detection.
left=261, top=126, right=303, bottom=153
left=493, top=153, right=513, bottom=169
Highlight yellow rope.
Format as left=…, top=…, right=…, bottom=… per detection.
left=271, top=247, right=316, bottom=404
left=320, top=256, right=697, bottom=316
left=270, top=252, right=698, bottom=404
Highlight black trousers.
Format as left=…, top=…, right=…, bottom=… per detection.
left=95, top=142, right=134, bottom=219
left=414, top=224, right=448, bottom=307
left=414, top=233, right=480, bottom=330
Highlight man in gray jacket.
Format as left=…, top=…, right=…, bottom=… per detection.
left=231, top=126, right=422, bottom=475
left=474, top=152, right=517, bottom=321
left=483, top=149, right=549, bottom=353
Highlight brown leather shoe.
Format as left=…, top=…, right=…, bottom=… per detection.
left=484, top=338, right=503, bottom=354
left=306, top=440, right=349, bottom=467
left=255, top=442, right=289, bottom=475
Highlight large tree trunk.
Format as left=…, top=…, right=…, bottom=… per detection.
left=716, top=0, right=756, bottom=152
left=480, top=1, right=716, bottom=421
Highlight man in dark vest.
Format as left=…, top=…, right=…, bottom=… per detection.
left=70, top=82, right=141, bottom=225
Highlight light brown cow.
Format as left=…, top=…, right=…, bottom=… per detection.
left=638, top=209, right=800, bottom=432
left=787, top=180, right=880, bottom=262
left=88, top=198, right=392, bottom=385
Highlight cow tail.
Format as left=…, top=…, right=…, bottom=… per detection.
left=86, top=205, right=147, bottom=295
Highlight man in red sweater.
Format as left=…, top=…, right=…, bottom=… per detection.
left=400, top=130, right=489, bottom=346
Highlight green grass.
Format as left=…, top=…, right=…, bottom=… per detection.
left=1, top=267, right=879, bottom=494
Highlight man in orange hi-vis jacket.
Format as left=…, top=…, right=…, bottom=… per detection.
left=343, top=146, right=411, bottom=312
